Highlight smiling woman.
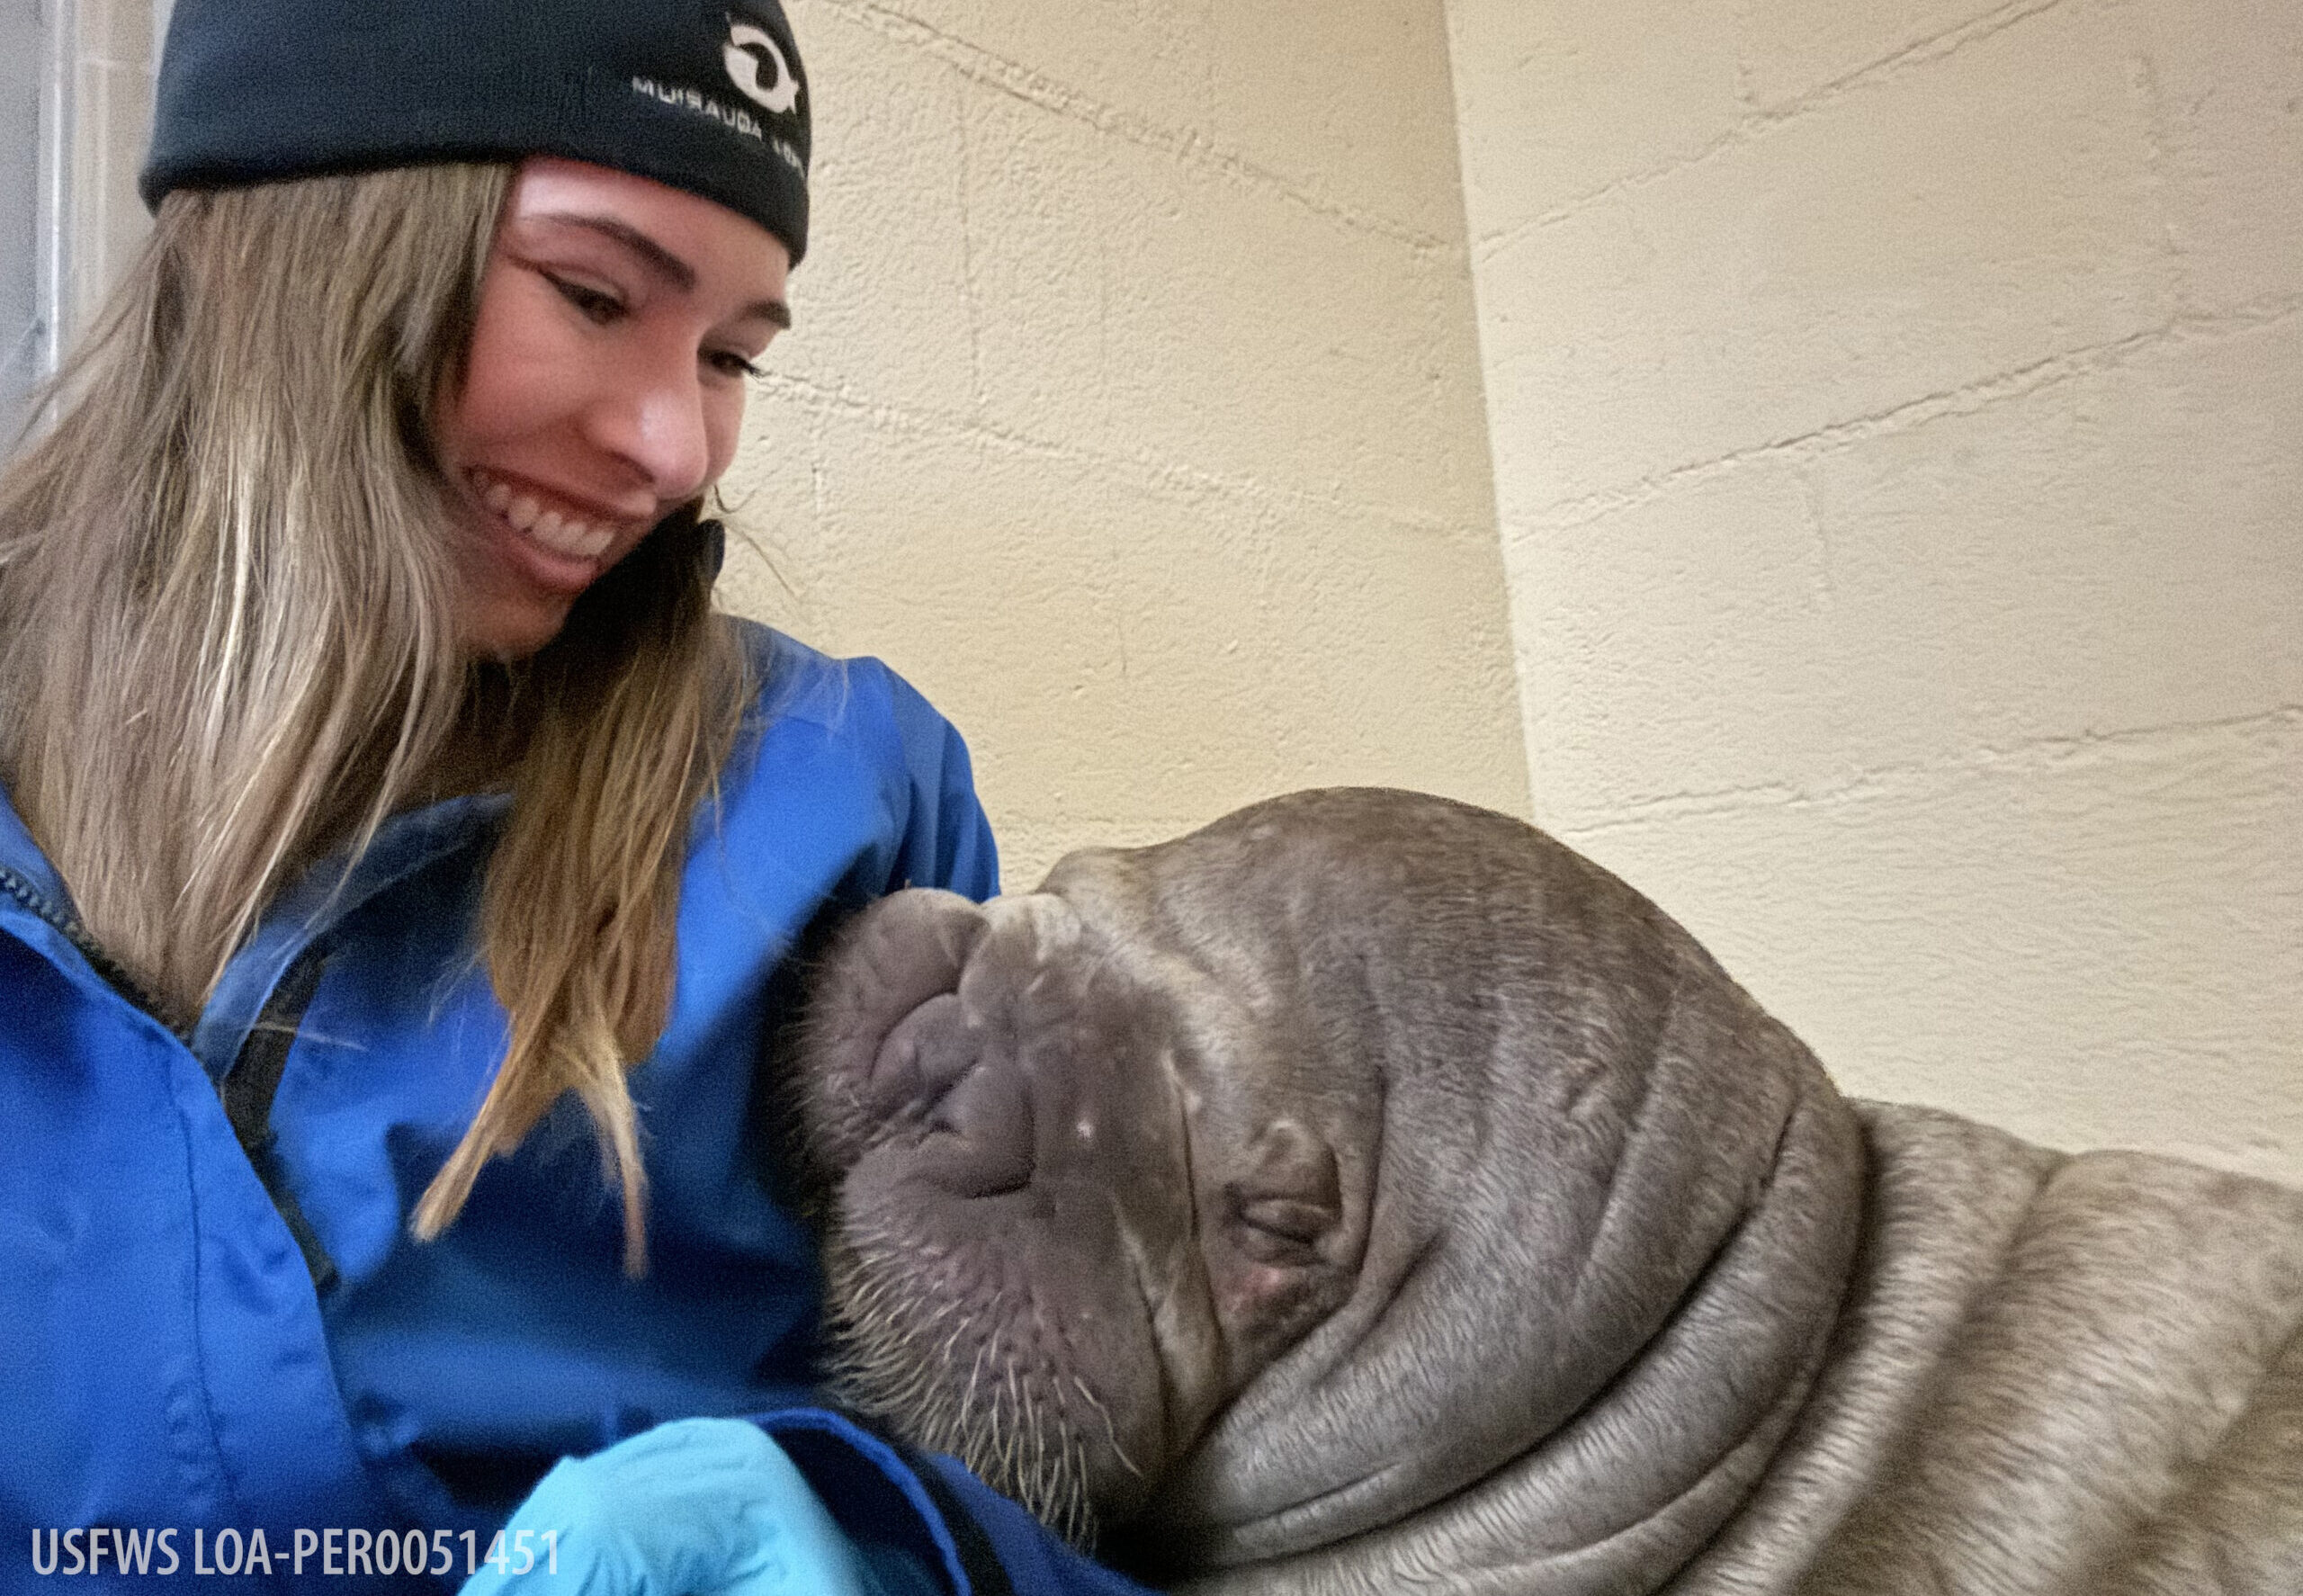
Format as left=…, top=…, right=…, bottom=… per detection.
left=0, top=1, right=1152, bottom=1592
left=439, top=160, right=793, bottom=659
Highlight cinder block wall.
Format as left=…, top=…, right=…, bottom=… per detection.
left=717, top=0, right=1530, bottom=887
left=1447, top=0, right=2300, bottom=1179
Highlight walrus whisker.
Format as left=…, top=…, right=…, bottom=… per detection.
left=1070, top=1374, right=1147, bottom=1481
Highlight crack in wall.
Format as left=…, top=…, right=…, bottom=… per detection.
left=1502, top=291, right=2303, bottom=539
left=1473, top=0, right=2075, bottom=264
left=749, top=367, right=1483, bottom=543
left=951, top=68, right=987, bottom=416
left=2121, top=37, right=2193, bottom=316
left=812, top=0, right=1460, bottom=258
left=1553, top=704, right=2303, bottom=836
left=1794, top=467, right=1834, bottom=613
left=1730, top=0, right=1758, bottom=112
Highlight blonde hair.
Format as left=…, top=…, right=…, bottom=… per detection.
left=0, top=164, right=747, bottom=1273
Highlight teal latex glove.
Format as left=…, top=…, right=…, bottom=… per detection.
left=459, top=1417, right=881, bottom=1596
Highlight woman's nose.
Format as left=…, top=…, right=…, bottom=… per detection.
left=588, top=351, right=713, bottom=502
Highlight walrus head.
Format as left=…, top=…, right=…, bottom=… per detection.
left=793, top=788, right=1864, bottom=1579
left=792, top=876, right=1368, bottom=1542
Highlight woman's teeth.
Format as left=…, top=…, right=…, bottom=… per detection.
left=471, top=471, right=615, bottom=560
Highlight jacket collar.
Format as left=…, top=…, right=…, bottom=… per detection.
left=0, top=775, right=70, bottom=917
left=189, top=790, right=513, bottom=1081
left=1, top=769, right=513, bottom=1077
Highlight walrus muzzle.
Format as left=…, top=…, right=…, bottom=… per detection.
left=789, top=788, right=2303, bottom=1594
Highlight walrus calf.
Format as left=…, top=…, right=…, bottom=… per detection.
left=791, top=788, right=2303, bottom=1594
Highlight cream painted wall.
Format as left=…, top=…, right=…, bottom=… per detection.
left=1446, top=0, right=2300, bottom=1180
left=715, top=0, right=1529, bottom=888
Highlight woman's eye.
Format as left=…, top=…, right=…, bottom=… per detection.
left=550, top=276, right=625, bottom=324
left=708, top=349, right=765, bottom=380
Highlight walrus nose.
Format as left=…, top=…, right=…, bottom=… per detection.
left=871, top=992, right=1036, bottom=1197
left=868, top=992, right=977, bottom=1124
left=922, top=1053, right=1035, bottom=1198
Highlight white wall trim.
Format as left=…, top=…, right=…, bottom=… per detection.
left=34, top=0, right=77, bottom=378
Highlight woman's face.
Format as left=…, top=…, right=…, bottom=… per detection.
left=434, top=156, right=793, bottom=659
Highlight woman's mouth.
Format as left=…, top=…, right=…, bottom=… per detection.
left=468, top=467, right=624, bottom=562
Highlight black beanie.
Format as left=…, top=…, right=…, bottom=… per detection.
left=140, top=0, right=811, bottom=265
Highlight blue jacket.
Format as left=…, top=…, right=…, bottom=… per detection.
left=0, top=624, right=1147, bottom=1595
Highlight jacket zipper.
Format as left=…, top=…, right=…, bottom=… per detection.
left=0, top=863, right=191, bottom=1043
left=2, top=859, right=339, bottom=1287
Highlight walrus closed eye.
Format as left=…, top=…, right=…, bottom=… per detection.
left=792, top=787, right=2303, bottom=1595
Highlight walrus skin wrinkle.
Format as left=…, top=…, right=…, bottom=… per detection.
left=789, top=788, right=2303, bottom=1595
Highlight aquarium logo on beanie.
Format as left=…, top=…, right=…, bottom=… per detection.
left=631, top=12, right=808, bottom=182
left=143, top=0, right=814, bottom=263
left=723, top=20, right=802, bottom=115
